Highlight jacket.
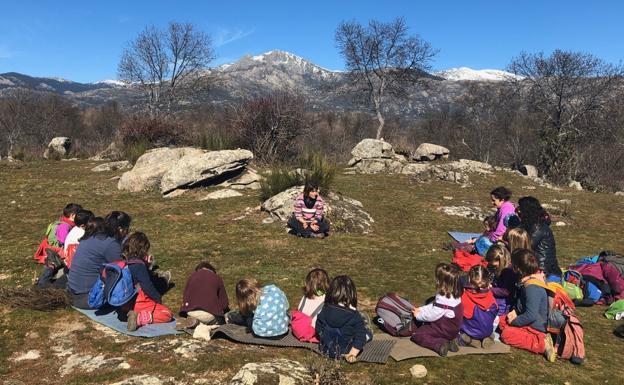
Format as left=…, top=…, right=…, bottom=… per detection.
left=293, top=193, right=325, bottom=221
left=490, top=201, right=515, bottom=242
left=512, top=281, right=548, bottom=333
left=252, top=284, right=290, bottom=337
left=316, top=303, right=368, bottom=357
left=179, top=269, right=229, bottom=317
left=529, top=222, right=562, bottom=277
left=461, top=288, right=497, bottom=339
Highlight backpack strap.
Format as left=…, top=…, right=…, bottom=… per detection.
left=298, top=297, right=307, bottom=312
left=525, top=278, right=550, bottom=291
left=310, top=302, right=324, bottom=319
left=433, top=302, right=460, bottom=310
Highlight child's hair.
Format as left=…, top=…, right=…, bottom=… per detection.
left=82, top=217, right=106, bottom=240
left=74, top=210, right=94, bottom=227
left=485, top=244, right=511, bottom=276
left=506, top=227, right=532, bottom=254
left=325, top=275, right=357, bottom=308
left=490, top=186, right=512, bottom=201
left=468, top=265, right=492, bottom=289
left=122, top=232, right=150, bottom=261
left=195, top=260, right=217, bottom=273
left=483, top=215, right=497, bottom=232
left=435, top=263, right=463, bottom=298
left=303, top=268, right=330, bottom=299
left=105, top=211, right=132, bottom=238
left=63, top=203, right=83, bottom=218
left=511, top=248, right=540, bottom=278
left=236, top=278, right=262, bottom=317
left=303, top=179, right=320, bottom=197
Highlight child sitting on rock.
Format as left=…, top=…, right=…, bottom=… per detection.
left=459, top=265, right=498, bottom=348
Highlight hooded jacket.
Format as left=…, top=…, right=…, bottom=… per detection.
left=461, top=288, right=498, bottom=339
left=316, top=303, right=368, bottom=357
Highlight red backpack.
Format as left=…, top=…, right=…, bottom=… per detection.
left=291, top=297, right=324, bottom=343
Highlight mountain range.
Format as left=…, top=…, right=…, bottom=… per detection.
left=0, top=50, right=518, bottom=116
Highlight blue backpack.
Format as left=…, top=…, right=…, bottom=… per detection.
left=88, top=260, right=138, bottom=308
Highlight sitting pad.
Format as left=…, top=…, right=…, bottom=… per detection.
left=210, top=323, right=395, bottom=364
left=375, top=334, right=511, bottom=361
left=448, top=232, right=482, bottom=243
left=74, top=307, right=182, bottom=338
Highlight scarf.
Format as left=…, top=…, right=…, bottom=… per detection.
left=462, top=287, right=496, bottom=318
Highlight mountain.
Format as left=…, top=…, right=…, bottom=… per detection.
left=0, top=51, right=504, bottom=116
left=434, top=67, right=522, bottom=82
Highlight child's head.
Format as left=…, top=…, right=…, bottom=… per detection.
left=303, top=179, right=320, bottom=200
left=74, top=210, right=94, bottom=228
left=195, top=260, right=217, bottom=273
left=63, top=203, right=83, bottom=220
left=122, top=232, right=150, bottom=261
left=435, top=263, right=463, bottom=298
left=505, top=227, right=532, bottom=254
left=236, top=278, right=262, bottom=317
left=82, top=216, right=106, bottom=240
left=105, top=211, right=132, bottom=240
left=511, top=248, right=540, bottom=278
left=303, top=268, right=330, bottom=299
left=485, top=244, right=511, bottom=276
left=468, top=265, right=492, bottom=289
left=325, top=275, right=357, bottom=308
left=483, top=215, right=497, bottom=233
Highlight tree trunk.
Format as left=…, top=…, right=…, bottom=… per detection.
left=374, top=102, right=385, bottom=140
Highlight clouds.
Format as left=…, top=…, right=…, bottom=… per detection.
left=213, top=27, right=255, bottom=47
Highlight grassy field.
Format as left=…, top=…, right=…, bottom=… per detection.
left=1, top=159, right=623, bottom=385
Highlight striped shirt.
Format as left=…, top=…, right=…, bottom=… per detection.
left=293, top=193, right=325, bottom=221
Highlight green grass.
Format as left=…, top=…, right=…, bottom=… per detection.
left=1, top=160, right=623, bottom=384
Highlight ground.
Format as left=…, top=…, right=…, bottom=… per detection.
left=0, top=160, right=623, bottom=385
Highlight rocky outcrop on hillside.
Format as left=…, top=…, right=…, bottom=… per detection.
left=43, top=137, right=71, bottom=159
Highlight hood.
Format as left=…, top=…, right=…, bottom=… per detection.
left=462, top=289, right=496, bottom=318
left=321, top=304, right=359, bottom=328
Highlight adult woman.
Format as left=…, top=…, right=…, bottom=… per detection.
left=287, top=180, right=330, bottom=238
left=489, top=186, right=516, bottom=242
left=67, top=211, right=131, bottom=309
left=517, top=197, right=562, bottom=281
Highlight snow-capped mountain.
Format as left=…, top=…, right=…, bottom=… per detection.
left=435, top=67, right=522, bottom=82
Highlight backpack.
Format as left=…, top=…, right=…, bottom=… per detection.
left=291, top=297, right=324, bottom=343
left=33, top=221, right=63, bottom=264
left=88, top=260, right=138, bottom=309
left=375, top=293, right=416, bottom=337
left=562, top=270, right=585, bottom=301
left=526, top=279, right=585, bottom=364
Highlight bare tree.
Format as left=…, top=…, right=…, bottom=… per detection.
left=118, top=22, right=215, bottom=114
left=335, top=17, right=436, bottom=139
left=0, top=89, right=37, bottom=158
left=508, top=49, right=623, bottom=182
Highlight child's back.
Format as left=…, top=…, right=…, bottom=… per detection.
left=298, top=294, right=325, bottom=326
left=316, top=303, right=368, bottom=358
left=252, top=284, right=290, bottom=337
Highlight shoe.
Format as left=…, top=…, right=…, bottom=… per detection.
left=459, top=333, right=472, bottom=346
left=448, top=340, right=459, bottom=353
left=437, top=342, right=449, bottom=357
left=615, top=324, right=624, bottom=338
left=127, top=311, right=138, bottom=332
left=310, top=232, right=325, bottom=239
left=159, top=270, right=172, bottom=285
left=543, top=334, right=556, bottom=362
left=481, top=336, right=495, bottom=349
left=175, top=316, right=199, bottom=331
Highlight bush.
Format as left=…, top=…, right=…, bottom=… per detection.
left=117, top=115, right=188, bottom=149
left=259, top=166, right=302, bottom=202
left=199, top=130, right=234, bottom=151
left=298, top=152, right=337, bottom=192
left=125, top=139, right=149, bottom=164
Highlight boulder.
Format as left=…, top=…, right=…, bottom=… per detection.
left=160, top=149, right=253, bottom=194
left=413, top=143, right=449, bottom=161
left=91, top=161, right=131, bottom=172
left=400, top=163, right=431, bottom=175
left=110, top=375, right=175, bottom=385
left=616, top=191, right=624, bottom=196
left=219, top=168, right=262, bottom=190
left=230, top=359, right=312, bottom=385
left=353, top=158, right=404, bottom=174
left=519, top=165, right=538, bottom=178
left=43, top=137, right=71, bottom=159
left=350, top=139, right=395, bottom=160
left=261, top=186, right=374, bottom=234
left=448, top=159, right=492, bottom=174
left=89, top=142, right=123, bottom=161
left=569, top=181, right=583, bottom=191
left=118, top=147, right=204, bottom=192
left=200, top=189, right=244, bottom=200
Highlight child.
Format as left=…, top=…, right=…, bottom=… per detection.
left=123, top=232, right=173, bottom=331
left=33, top=203, right=82, bottom=264
left=459, top=265, right=498, bottom=348
left=287, top=180, right=330, bottom=238
left=297, top=268, right=330, bottom=327
left=55, top=203, right=83, bottom=247
left=448, top=216, right=497, bottom=254
left=498, top=248, right=556, bottom=362
left=177, top=260, right=229, bottom=329
left=486, top=245, right=517, bottom=318
left=63, top=209, right=94, bottom=269
left=316, top=275, right=373, bottom=362
left=231, top=278, right=290, bottom=338
left=504, top=227, right=532, bottom=255
left=410, top=263, right=463, bottom=357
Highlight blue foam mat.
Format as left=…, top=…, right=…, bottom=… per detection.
left=73, top=307, right=182, bottom=337
left=448, top=231, right=482, bottom=243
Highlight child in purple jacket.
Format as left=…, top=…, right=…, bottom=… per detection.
left=459, top=265, right=498, bottom=348
left=489, top=186, right=515, bottom=242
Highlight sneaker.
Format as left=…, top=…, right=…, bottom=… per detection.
left=459, top=333, right=472, bottom=346
left=481, top=336, right=495, bottom=349
left=437, top=342, right=449, bottom=357
left=310, top=232, right=325, bottom=239
left=448, top=340, right=459, bottom=353
left=159, top=270, right=172, bottom=285
left=127, top=311, right=138, bottom=332
left=543, top=334, right=556, bottom=362
left=175, top=316, right=199, bottom=330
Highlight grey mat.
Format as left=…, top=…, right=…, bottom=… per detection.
left=375, top=334, right=511, bottom=361
left=210, top=323, right=395, bottom=364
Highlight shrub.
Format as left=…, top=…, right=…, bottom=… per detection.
left=125, top=139, right=149, bottom=164
left=298, top=152, right=337, bottom=192
left=259, top=166, right=303, bottom=202
left=117, top=115, right=187, bottom=149
left=199, top=130, right=234, bottom=151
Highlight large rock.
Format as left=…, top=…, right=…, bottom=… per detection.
left=117, top=147, right=204, bottom=192
left=447, top=159, right=492, bottom=174
left=519, top=164, right=538, bottom=178
left=230, top=359, right=312, bottom=385
left=351, top=139, right=395, bottom=160
left=160, top=149, right=253, bottom=194
left=91, top=161, right=131, bottom=172
left=413, top=143, right=449, bottom=161
left=353, top=158, right=404, bottom=174
left=261, top=186, right=374, bottom=233
left=43, top=137, right=71, bottom=159
left=218, top=168, right=262, bottom=190
left=200, top=189, right=244, bottom=200
left=569, top=181, right=583, bottom=191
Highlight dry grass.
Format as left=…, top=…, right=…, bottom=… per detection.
left=1, top=160, right=623, bottom=384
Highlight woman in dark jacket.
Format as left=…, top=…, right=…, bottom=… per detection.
left=517, top=197, right=562, bottom=281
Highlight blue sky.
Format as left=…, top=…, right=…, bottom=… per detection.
left=1, top=0, right=623, bottom=82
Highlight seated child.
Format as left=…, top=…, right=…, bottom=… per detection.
left=55, top=203, right=83, bottom=247
left=298, top=268, right=330, bottom=327
left=498, top=248, right=556, bottom=362
left=34, top=203, right=82, bottom=264
left=63, top=209, right=94, bottom=269
left=123, top=232, right=173, bottom=331
left=459, top=265, right=498, bottom=348
left=449, top=216, right=497, bottom=253
left=229, top=278, right=290, bottom=338
left=177, top=260, right=229, bottom=329
left=316, top=275, right=373, bottom=362
left=410, top=263, right=463, bottom=357
left=486, top=245, right=517, bottom=322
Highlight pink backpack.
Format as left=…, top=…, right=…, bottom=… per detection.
left=291, top=298, right=324, bottom=343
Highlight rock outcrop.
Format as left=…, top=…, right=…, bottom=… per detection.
left=413, top=143, right=449, bottom=161
left=230, top=359, right=312, bottom=385
left=43, top=137, right=71, bottom=159
left=519, top=164, right=538, bottom=178
left=91, top=161, right=131, bottom=172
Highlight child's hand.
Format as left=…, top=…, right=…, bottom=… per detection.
left=507, top=310, right=517, bottom=323
left=411, top=307, right=420, bottom=317
left=467, top=238, right=477, bottom=244
left=344, top=354, right=357, bottom=363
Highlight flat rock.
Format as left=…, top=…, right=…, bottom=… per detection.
left=413, top=143, right=449, bottom=161
left=11, top=350, right=40, bottom=362
left=160, top=149, right=253, bottom=194
left=438, top=206, right=484, bottom=220
left=91, top=160, right=131, bottom=172
left=230, top=359, right=312, bottom=385
left=219, top=169, right=262, bottom=190
left=110, top=375, right=176, bottom=385
left=200, top=189, right=244, bottom=200
left=163, top=189, right=187, bottom=199
left=60, top=353, right=125, bottom=377
left=350, top=138, right=395, bottom=160
left=400, top=162, right=431, bottom=175
left=44, top=137, right=71, bottom=159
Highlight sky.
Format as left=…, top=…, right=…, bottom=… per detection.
left=0, top=0, right=623, bottom=83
